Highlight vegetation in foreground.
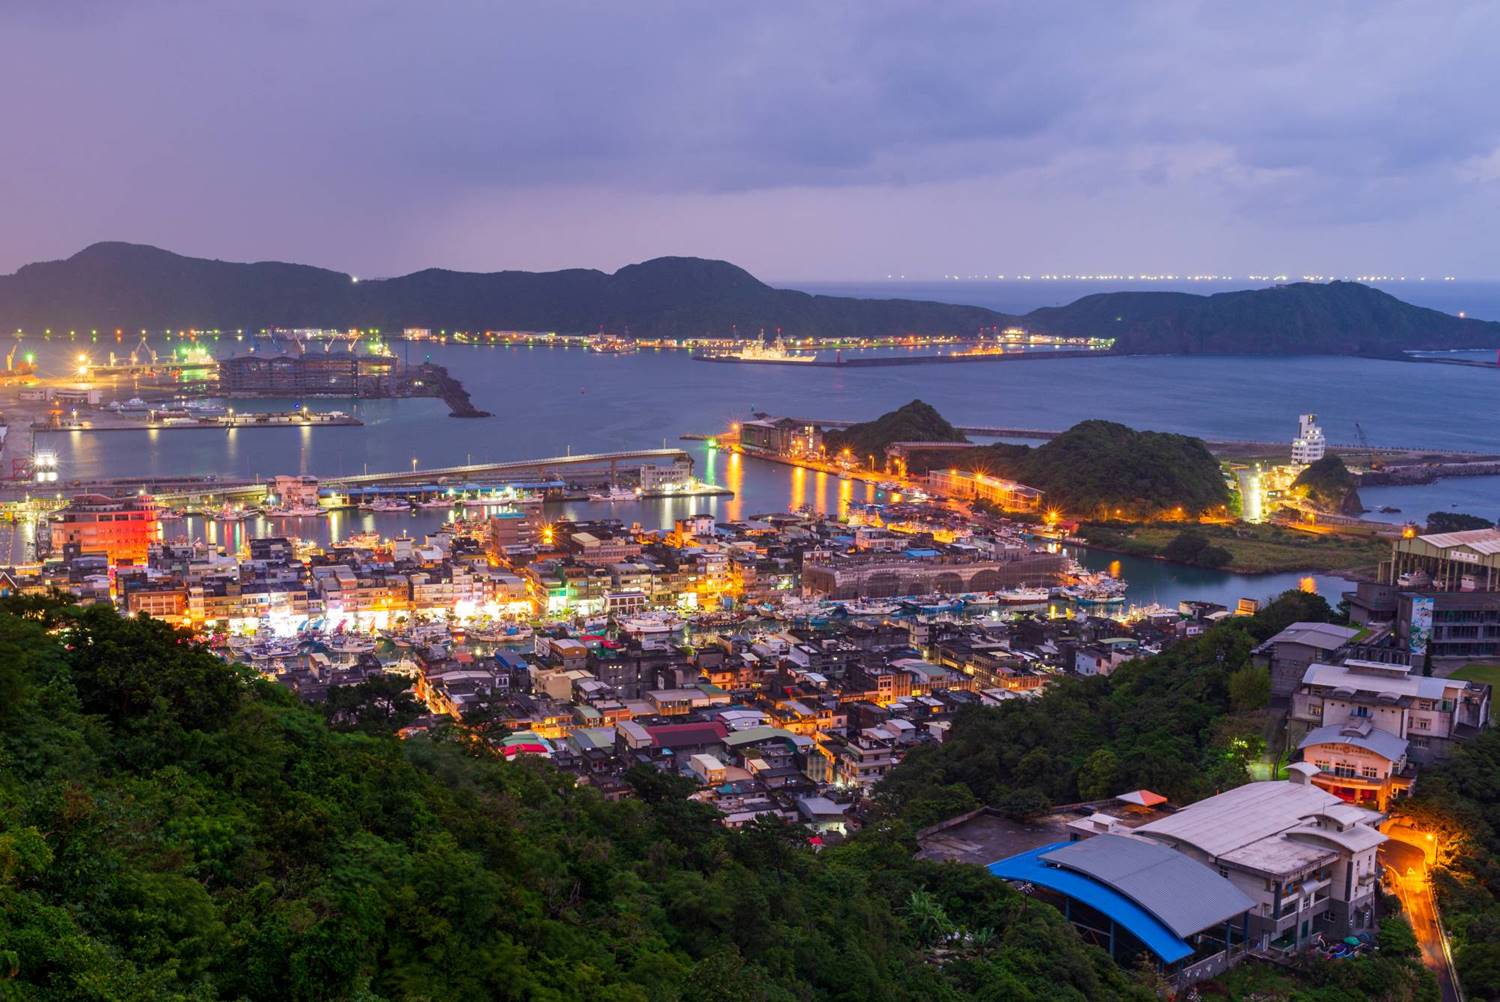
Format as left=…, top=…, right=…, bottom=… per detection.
left=877, top=591, right=1437, bottom=1002
left=1394, top=727, right=1500, bottom=1000
left=0, top=597, right=1153, bottom=1002
left=1078, top=519, right=1390, bottom=574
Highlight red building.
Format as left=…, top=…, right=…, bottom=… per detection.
left=49, top=494, right=160, bottom=564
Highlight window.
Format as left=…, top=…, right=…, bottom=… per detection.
left=1410, top=736, right=1430, bottom=748
left=1360, top=766, right=1379, bottom=779
left=1414, top=717, right=1431, bottom=731
left=1352, top=705, right=1371, bottom=718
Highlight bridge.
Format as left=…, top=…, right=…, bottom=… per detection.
left=322, top=448, right=692, bottom=488
left=0, top=448, right=695, bottom=506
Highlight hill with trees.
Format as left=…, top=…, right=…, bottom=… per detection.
left=0, top=597, right=1154, bottom=1002
left=2, top=243, right=1497, bottom=353
left=0, top=243, right=1003, bottom=338
left=1293, top=454, right=1364, bottom=515
left=1023, top=280, right=1500, bottom=355
left=915, top=419, right=1230, bottom=519
left=820, top=400, right=968, bottom=459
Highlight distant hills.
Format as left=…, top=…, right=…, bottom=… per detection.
left=0, top=243, right=998, bottom=340
left=2, top=242, right=1498, bottom=354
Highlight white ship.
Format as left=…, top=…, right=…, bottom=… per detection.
left=714, top=335, right=816, bottom=364
left=361, top=498, right=410, bottom=513
left=588, top=484, right=637, bottom=502
left=995, top=587, right=1051, bottom=604
left=265, top=504, right=325, bottom=518
left=416, top=497, right=455, bottom=509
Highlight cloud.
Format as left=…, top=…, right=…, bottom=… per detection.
left=0, top=0, right=1497, bottom=275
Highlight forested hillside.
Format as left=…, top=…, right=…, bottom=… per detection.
left=0, top=598, right=1150, bottom=1001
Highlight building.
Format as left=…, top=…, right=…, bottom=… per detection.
left=737, top=416, right=819, bottom=456
left=1296, top=720, right=1412, bottom=811
left=48, top=494, right=160, bottom=564
left=988, top=834, right=1255, bottom=987
left=1291, top=657, right=1490, bottom=769
left=1252, top=622, right=1361, bottom=700
left=926, top=468, right=1044, bottom=512
left=1346, top=528, right=1500, bottom=658
left=1129, top=769, right=1386, bottom=948
left=1291, top=413, right=1325, bottom=465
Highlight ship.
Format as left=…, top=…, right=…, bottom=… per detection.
left=702, top=334, right=817, bottom=364
left=361, top=498, right=410, bottom=513
left=588, top=484, right=638, bottom=502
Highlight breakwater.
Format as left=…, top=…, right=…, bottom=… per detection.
left=694, top=348, right=1111, bottom=367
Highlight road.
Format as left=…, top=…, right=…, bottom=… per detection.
left=1383, top=838, right=1461, bottom=1002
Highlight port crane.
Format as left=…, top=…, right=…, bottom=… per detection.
left=128, top=335, right=158, bottom=366
left=1354, top=421, right=1383, bottom=470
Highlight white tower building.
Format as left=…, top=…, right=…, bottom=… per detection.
left=1292, top=414, right=1326, bottom=465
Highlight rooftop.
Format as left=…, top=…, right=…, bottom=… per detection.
left=1135, top=779, right=1346, bottom=859
left=1299, top=720, right=1408, bottom=763
left=1040, top=834, right=1255, bottom=939
left=1260, top=621, right=1360, bottom=651
left=1415, top=528, right=1500, bottom=556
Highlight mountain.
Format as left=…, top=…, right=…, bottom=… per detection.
left=0, top=242, right=1003, bottom=338
left=1022, top=280, right=1500, bottom=355
left=3, top=243, right=1498, bottom=353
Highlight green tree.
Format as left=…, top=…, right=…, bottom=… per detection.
left=1228, top=665, right=1271, bottom=711
left=1076, top=749, right=1121, bottom=800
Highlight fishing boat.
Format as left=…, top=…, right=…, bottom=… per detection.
left=417, top=497, right=455, bottom=509
left=323, top=634, right=377, bottom=655
left=587, top=484, right=638, bottom=502
left=212, top=504, right=255, bottom=521
left=996, top=587, right=1051, bottom=604
left=265, top=504, right=325, bottom=518
left=361, top=498, right=410, bottom=513
left=841, top=599, right=901, bottom=617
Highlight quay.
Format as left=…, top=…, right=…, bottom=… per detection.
left=694, top=348, right=1110, bottom=367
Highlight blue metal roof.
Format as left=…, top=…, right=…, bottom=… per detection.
left=987, top=841, right=1194, bottom=963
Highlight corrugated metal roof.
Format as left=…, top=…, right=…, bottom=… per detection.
left=1136, top=780, right=1341, bottom=858
left=988, top=841, right=1193, bottom=963
left=1041, top=835, right=1254, bottom=938
left=1416, top=528, right=1500, bottom=555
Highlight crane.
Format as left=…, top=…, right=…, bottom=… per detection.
left=5, top=344, right=16, bottom=371
left=1354, top=421, right=1383, bottom=470
left=128, top=334, right=157, bottom=366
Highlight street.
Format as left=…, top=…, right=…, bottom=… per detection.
left=1382, top=838, right=1461, bottom=1002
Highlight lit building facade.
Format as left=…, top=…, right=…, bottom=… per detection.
left=49, top=494, right=160, bottom=564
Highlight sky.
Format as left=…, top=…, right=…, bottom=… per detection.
left=3, top=0, right=1499, bottom=281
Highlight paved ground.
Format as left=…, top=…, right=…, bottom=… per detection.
left=1383, top=838, right=1461, bottom=1002
left=915, top=809, right=1071, bottom=865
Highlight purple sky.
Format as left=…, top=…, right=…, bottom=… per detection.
left=4, top=1, right=1499, bottom=280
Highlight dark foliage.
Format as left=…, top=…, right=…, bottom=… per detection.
left=0, top=599, right=1153, bottom=1001
left=1425, top=512, right=1495, bottom=533
left=955, top=420, right=1230, bottom=518
left=821, top=400, right=968, bottom=460
left=1293, top=455, right=1363, bottom=514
